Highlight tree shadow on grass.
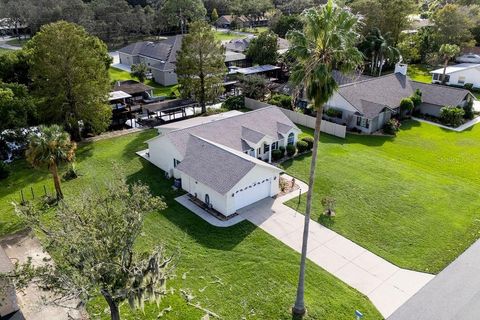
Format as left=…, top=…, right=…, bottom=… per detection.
left=121, top=129, right=157, bottom=160
left=126, top=158, right=256, bottom=251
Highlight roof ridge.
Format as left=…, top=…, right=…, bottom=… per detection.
left=410, top=80, right=471, bottom=93
left=166, top=106, right=278, bottom=135
left=339, top=73, right=402, bottom=88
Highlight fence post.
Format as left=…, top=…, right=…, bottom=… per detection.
left=31, top=187, right=35, bottom=200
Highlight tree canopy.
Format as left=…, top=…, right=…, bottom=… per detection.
left=13, top=171, right=171, bottom=320
left=0, top=82, right=37, bottom=132
left=176, top=21, right=226, bottom=113
left=26, top=21, right=112, bottom=139
left=246, top=31, right=279, bottom=65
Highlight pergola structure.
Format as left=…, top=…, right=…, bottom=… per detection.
left=140, top=99, right=201, bottom=126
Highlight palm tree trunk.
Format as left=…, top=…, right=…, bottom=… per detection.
left=442, top=59, right=448, bottom=84
left=378, top=55, right=384, bottom=77
left=102, top=289, right=121, bottom=320
left=50, top=162, right=63, bottom=200
left=292, top=105, right=323, bottom=317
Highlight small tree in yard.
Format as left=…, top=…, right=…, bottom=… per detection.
left=246, top=31, right=279, bottom=65
left=12, top=172, right=172, bottom=320
left=464, top=99, right=475, bottom=120
left=131, top=62, right=149, bottom=83
left=176, top=20, right=227, bottom=114
left=211, top=8, right=219, bottom=24
left=26, top=125, right=77, bottom=200
left=239, top=75, right=269, bottom=100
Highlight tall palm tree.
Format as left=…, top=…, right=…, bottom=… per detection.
left=439, top=43, right=460, bottom=84
left=26, top=125, right=77, bottom=200
left=287, top=1, right=363, bottom=316
left=363, top=28, right=400, bottom=76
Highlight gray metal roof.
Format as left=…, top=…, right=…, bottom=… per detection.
left=175, top=135, right=257, bottom=195
left=166, top=106, right=298, bottom=156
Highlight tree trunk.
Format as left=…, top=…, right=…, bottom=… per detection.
left=378, top=55, right=384, bottom=77
left=442, top=59, right=448, bottom=84
left=200, top=73, right=206, bottom=114
left=50, top=162, right=63, bottom=200
left=102, top=290, right=121, bottom=320
left=292, top=105, right=323, bottom=317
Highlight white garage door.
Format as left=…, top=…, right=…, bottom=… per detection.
left=234, top=180, right=271, bottom=211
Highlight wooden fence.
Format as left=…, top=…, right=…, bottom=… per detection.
left=245, top=97, right=346, bottom=139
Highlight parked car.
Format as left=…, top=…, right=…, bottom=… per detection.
left=456, top=54, right=480, bottom=64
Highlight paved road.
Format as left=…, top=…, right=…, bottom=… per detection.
left=389, top=239, right=480, bottom=320
left=0, top=36, right=23, bottom=51
left=239, top=176, right=434, bottom=318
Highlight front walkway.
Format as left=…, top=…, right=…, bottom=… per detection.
left=238, top=176, right=434, bottom=318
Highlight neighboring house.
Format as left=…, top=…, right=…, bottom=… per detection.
left=215, top=15, right=251, bottom=29
left=145, top=107, right=301, bottom=217
left=224, top=37, right=290, bottom=55
left=118, top=36, right=183, bottom=86
left=0, top=246, right=24, bottom=319
left=118, top=37, right=249, bottom=86
left=113, top=80, right=154, bottom=100
left=325, top=64, right=473, bottom=133
left=431, top=63, right=480, bottom=88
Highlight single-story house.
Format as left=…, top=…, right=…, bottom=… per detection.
left=431, top=63, right=480, bottom=89
left=118, top=37, right=250, bottom=86
left=145, top=107, right=301, bottom=217
left=215, top=15, right=251, bottom=29
left=118, top=36, right=183, bottom=86
left=224, top=36, right=290, bottom=55
left=325, top=64, right=474, bottom=133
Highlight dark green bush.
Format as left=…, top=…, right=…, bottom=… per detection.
left=0, top=161, right=9, bottom=180
left=222, top=95, right=245, bottom=110
left=268, top=94, right=292, bottom=109
left=286, top=144, right=296, bottom=157
left=464, top=83, right=474, bottom=91
left=296, top=140, right=309, bottom=153
left=272, top=149, right=283, bottom=161
left=383, top=119, right=401, bottom=135
left=279, top=145, right=286, bottom=155
left=301, top=137, right=314, bottom=149
left=440, top=105, right=465, bottom=127
left=464, top=100, right=474, bottom=120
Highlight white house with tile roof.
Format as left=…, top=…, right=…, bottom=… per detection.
left=144, top=107, right=301, bottom=217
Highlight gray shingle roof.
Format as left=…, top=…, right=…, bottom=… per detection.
left=118, top=35, right=183, bottom=69
left=337, top=73, right=471, bottom=118
left=332, top=70, right=371, bottom=86
left=242, top=126, right=265, bottom=144
left=410, top=81, right=470, bottom=107
left=175, top=135, right=257, bottom=194
left=167, top=107, right=299, bottom=156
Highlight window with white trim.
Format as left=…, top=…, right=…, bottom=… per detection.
left=356, top=116, right=370, bottom=129
left=272, top=141, right=279, bottom=150
left=287, top=133, right=295, bottom=145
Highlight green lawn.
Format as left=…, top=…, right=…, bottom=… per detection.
left=283, top=121, right=480, bottom=274
left=109, top=67, right=179, bottom=97
left=407, top=64, right=433, bottom=84
left=214, top=30, right=245, bottom=41
left=0, top=131, right=381, bottom=319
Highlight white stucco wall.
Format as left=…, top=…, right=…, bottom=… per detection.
left=432, top=67, right=480, bottom=88
left=147, top=136, right=182, bottom=178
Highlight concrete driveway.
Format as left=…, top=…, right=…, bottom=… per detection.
left=239, top=177, right=434, bottom=318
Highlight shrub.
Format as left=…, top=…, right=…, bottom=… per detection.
left=279, top=145, right=286, bottom=155
left=268, top=94, right=292, bottom=109
left=440, top=105, right=465, bottom=127
left=286, top=144, right=296, bottom=156
left=410, top=89, right=422, bottom=108
left=464, top=83, right=474, bottom=91
left=383, top=118, right=401, bottom=135
left=325, top=108, right=342, bottom=119
left=272, top=149, right=283, bottom=161
left=0, top=161, right=9, bottom=180
left=301, top=137, right=314, bottom=150
left=296, top=140, right=309, bottom=153
left=222, top=95, right=244, bottom=110
left=400, top=98, right=414, bottom=116
left=464, top=100, right=475, bottom=120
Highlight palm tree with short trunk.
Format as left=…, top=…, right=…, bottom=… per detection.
left=287, top=1, right=364, bottom=316
left=26, top=125, right=77, bottom=200
left=439, top=43, right=460, bottom=84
